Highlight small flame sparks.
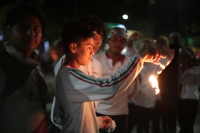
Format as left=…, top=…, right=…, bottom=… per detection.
left=160, top=64, right=165, bottom=69
left=149, top=75, right=160, bottom=94
left=158, top=62, right=166, bottom=69
left=157, top=71, right=162, bottom=74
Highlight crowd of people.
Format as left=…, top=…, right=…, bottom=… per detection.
left=0, top=4, right=200, bottom=133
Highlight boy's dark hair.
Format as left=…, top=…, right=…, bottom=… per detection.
left=61, top=19, right=93, bottom=53
left=156, top=35, right=169, bottom=47
left=79, top=15, right=107, bottom=38
left=2, top=4, right=46, bottom=40
left=182, top=47, right=197, bottom=66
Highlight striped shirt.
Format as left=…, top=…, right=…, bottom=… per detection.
left=55, top=53, right=144, bottom=133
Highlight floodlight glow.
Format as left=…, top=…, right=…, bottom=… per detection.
left=0, top=31, right=3, bottom=41
left=44, top=41, right=49, bottom=52
left=122, top=14, right=128, bottom=20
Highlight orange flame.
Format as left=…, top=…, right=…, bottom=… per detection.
left=149, top=75, right=160, bottom=94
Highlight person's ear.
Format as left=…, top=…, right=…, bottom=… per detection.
left=70, top=43, right=77, bottom=53
left=6, top=26, right=11, bottom=36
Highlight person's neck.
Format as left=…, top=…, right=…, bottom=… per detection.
left=24, top=52, right=32, bottom=57
left=65, top=57, right=79, bottom=68
left=106, top=51, right=124, bottom=66
left=17, top=49, right=32, bottom=57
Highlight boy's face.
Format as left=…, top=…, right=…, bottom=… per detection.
left=74, top=37, right=94, bottom=66
left=7, top=15, right=42, bottom=57
left=108, top=36, right=126, bottom=54
left=93, top=31, right=103, bottom=54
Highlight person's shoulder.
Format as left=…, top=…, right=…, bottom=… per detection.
left=56, top=65, right=72, bottom=77
left=92, top=58, right=101, bottom=67
left=94, top=51, right=105, bottom=59
left=55, top=66, right=72, bottom=85
left=93, top=52, right=106, bottom=62
left=92, top=57, right=100, bottom=63
left=54, top=54, right=66, bottom=75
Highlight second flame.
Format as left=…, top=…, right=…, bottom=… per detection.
left=149, top=75, right=160, bottom=94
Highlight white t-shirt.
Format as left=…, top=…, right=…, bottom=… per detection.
left=54, top=55, right=102, bottom=78
left=179, top=66, right=200, bottom=100
left=51, top=55, right=102, bottom=129
left=55, top=53, right=144, bottom=133
left=131, top=62, right=160, bottom=108
left=126, top=44, right=173, bottom=108
left=95, top=52, right=139, bottom=115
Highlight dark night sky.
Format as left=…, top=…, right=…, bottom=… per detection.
left=45, top=0, right=200, bottom=34
left=1, top=0, right=200, bottom=37
left=1, top=0, right=200, bottom=22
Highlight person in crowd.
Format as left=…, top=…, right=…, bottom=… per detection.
left=127, top=38, right=158, bottom=133
left=95, top=27, right=141, bottom=133
left=0, top=4, right=48, bottom=133
left=124, top=30, right=141, bottom=133
left=54, top=15, right=106, bottom=77
left=50, top=39, right=64, bottom=68
left=53, top=18, right=162, bottom=133
left=157, top=32, right=180, bottom=133
left=151, top=35, right=174, bottom=133
left=178, top=47, right=200, bottom=133
left=126, top=30, right=142, bottom=57
left=50, top=15, right=109, bottom=131
left=126, top=35, right=174, bottom=133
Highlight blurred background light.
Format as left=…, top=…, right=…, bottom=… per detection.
left=0, top=31, right=3, bottom=41
left=44, top=41, right=50, bottom=53
left=122, top=14, right=128, bottom=20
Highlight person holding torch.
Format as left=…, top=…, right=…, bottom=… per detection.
left=53, top=19, right=163, bottom=133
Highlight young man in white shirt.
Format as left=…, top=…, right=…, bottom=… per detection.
left=95, top=27, right=134, bottom=133
left=53, top=19, right=162, bottom=133
left=51, top=15, right=109, bottom=130
left=0, top=5, right=48, bottom=133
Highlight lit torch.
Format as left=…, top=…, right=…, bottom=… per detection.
left=149, top=60, right=171, bottom=94
left=149, top=75, right=160, bottom=94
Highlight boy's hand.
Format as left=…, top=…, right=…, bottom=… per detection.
left=102, top=116, right=112, bottom=129
left=139, top=43, right=165, bottom=64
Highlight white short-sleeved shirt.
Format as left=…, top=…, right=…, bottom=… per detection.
left=131, top=63, right=160, bottom=108
left=179, top=66, right=200, bottom=100
left=95, top=52, right=139, bottom=115
left=126, top=43, right=173, bottom=108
